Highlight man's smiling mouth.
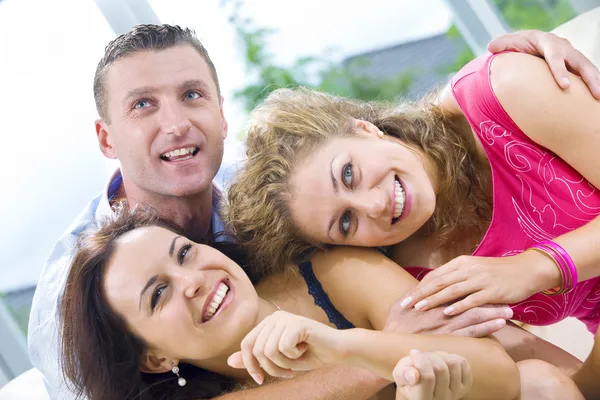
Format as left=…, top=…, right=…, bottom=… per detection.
left=160, top=146, right=199, bottom=162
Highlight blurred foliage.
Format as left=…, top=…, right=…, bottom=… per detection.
left=445, top=0, right=576, bottom=72
left=493, top=0, right=576, bottom=31
left=222, top=0, right=414, bottom=115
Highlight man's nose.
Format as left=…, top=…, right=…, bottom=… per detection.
left=160, top=102, right=192, bottom=136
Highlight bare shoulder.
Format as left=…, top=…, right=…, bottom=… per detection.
left=489, top=51, right=559, bottom=105
left=310, top=247, right=418, bottom=330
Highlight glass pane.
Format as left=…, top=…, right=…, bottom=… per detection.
left=0, top=0, right=116, bottom=334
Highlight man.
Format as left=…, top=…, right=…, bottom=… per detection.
left=28, top=24, right=600, bottom=399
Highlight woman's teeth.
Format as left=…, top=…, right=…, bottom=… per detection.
left=393, top=179, right=406, bottom=219
left=205, top=282, right=229, bottom=320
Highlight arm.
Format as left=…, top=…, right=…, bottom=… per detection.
left=488, top=30, right=600, bottom=99
left=401, top=52, right=600, bottom=315
left=229, top=311, right=519, bottom=400
left=492, top=51, right=600, bottom=284
left=213, top=366, right=388, bottom=400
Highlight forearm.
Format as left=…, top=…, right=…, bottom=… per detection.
left=555, top=215, right=600, bottom=282
left=213, top=366, right=389, bottom=400
left=340, top=329, right=520, bottom=400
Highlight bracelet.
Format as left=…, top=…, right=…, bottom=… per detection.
left=529, top=240, right=578, bottom=296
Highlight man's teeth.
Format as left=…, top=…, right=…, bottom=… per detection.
left=161, top=147, right=196, bottom=159
left=205, top=282, right=229, bottom=320
left=393, top=180, right=406, bottom=219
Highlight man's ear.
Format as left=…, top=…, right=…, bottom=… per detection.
left=95, top=119, right=118, bottom=160
left=352, top=118, right=382, bottom=138
left=220, top=96, right=228, bottom=140
left=140, top=351, right=173, bottom=374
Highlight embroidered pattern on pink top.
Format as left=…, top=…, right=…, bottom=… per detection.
left=474, top=119, right=600, bottom=331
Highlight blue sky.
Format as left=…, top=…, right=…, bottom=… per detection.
left=0, top=0, right=452, bottom=292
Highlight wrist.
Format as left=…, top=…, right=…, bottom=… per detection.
left=523, top=248, right=562, bottom=292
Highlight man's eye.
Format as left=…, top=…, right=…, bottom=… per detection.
left=184, top=91, right=202, bottom=100
left=134, top=99, right=151, bottom=109
left=339, top=211, right=351, bottom=236
left=342, top=163, right=353, bottom=187
left=151, top=285, right=166, bottom=311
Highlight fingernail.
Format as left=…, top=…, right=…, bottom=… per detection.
left=410, top=349, right=421, bottom=356
left=405, top=369, right=417, bottom=385
left=505, top=308, right=514, bottom=318
left=496, top=319, right=506, bottom=327
left=251, top=373, right=263, bottom=385
left=400, top=297, right=413, bottom=309
left=444, top=306, right=455, bottom=315
left=414, top=300, right=427, bottom=310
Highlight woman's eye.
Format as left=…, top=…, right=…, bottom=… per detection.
left=151, top=285, right=166, bottom=311
left=134, top=99, right=151, bottom=109
left=178, top=244, right=192, bottom=265
left=339, top=211, right=352, bottom=236
left=342, top=163, right=353, bottom=187
left=184, top=91, right=202, bottom=100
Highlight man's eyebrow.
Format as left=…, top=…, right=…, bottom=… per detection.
left=139, top=275, right=158, bottom=311
left=123, top=86, right=156, bottom=105
left=179, top=79, right=210, bottom=92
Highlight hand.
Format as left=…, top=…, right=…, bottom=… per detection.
left=399, top=252, right=560, bottom=316
left=488, top=30, right=600, bottom=99
left=227, top=310, right=344, bottom=384
left=385, top=299, right=513, bottom=337
left=394, top=350, right=473, bottom=400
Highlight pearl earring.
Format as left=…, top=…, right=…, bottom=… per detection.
left=377, top=130, right=384, bottom=138
left=171, top=361, right=187, bottom=387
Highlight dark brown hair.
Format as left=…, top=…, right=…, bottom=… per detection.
left=93, top=24, right=221, bottom=122
left=60, top=204, right=236, bottom=399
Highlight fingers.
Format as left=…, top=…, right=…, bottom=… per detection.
left=261, top=322, right=295, bottom=378
left=544, top=49, right=571, bottom=89
left=239, top=322, right=267, bottom=384
left=426, top=352, right=450, bottom=398
left=445, top=353, right=464, bottom=394
left=403, top=274, right=468, bottom=311
left=444, top=291, right=490, bottom=316
left=567, top=52, right=600, bottom=100
left=448, top=305, right=512, bottom=337
left=393, top=355, right=420, bottom=386
left=401, top=268, right=466, bottom=310
left=410, top=350, right=436, bottom=399
left=487, top=31, right=533, bottom=53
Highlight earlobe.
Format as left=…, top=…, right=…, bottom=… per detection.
left=140, top=352, right=172, bottom=374
left=95, top=119, right=118, bottom=160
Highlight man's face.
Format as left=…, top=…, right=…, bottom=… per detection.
left=98, top=45, right=227, bottom=197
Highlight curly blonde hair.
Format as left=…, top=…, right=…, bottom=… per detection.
left=223, top=87, right=491, bottom=277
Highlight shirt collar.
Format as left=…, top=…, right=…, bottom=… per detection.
left=94, top=169, right=227, bottom=238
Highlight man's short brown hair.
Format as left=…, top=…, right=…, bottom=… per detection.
left=93, top=24, right=221, bottom=121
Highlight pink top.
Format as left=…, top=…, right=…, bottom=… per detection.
left=406, top=53, right=600, bottom=333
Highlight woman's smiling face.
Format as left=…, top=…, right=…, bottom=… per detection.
left=102, top=225, right=260, bottom=372
left=288, top=122, right=437, bottom=248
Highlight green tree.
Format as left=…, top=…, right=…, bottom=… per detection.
left=225, top=1, right=415, bottom=114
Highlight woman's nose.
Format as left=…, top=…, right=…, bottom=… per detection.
left=356, top=188, right=387, bottom=219
left=173, top=270, right=205, bottom=299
